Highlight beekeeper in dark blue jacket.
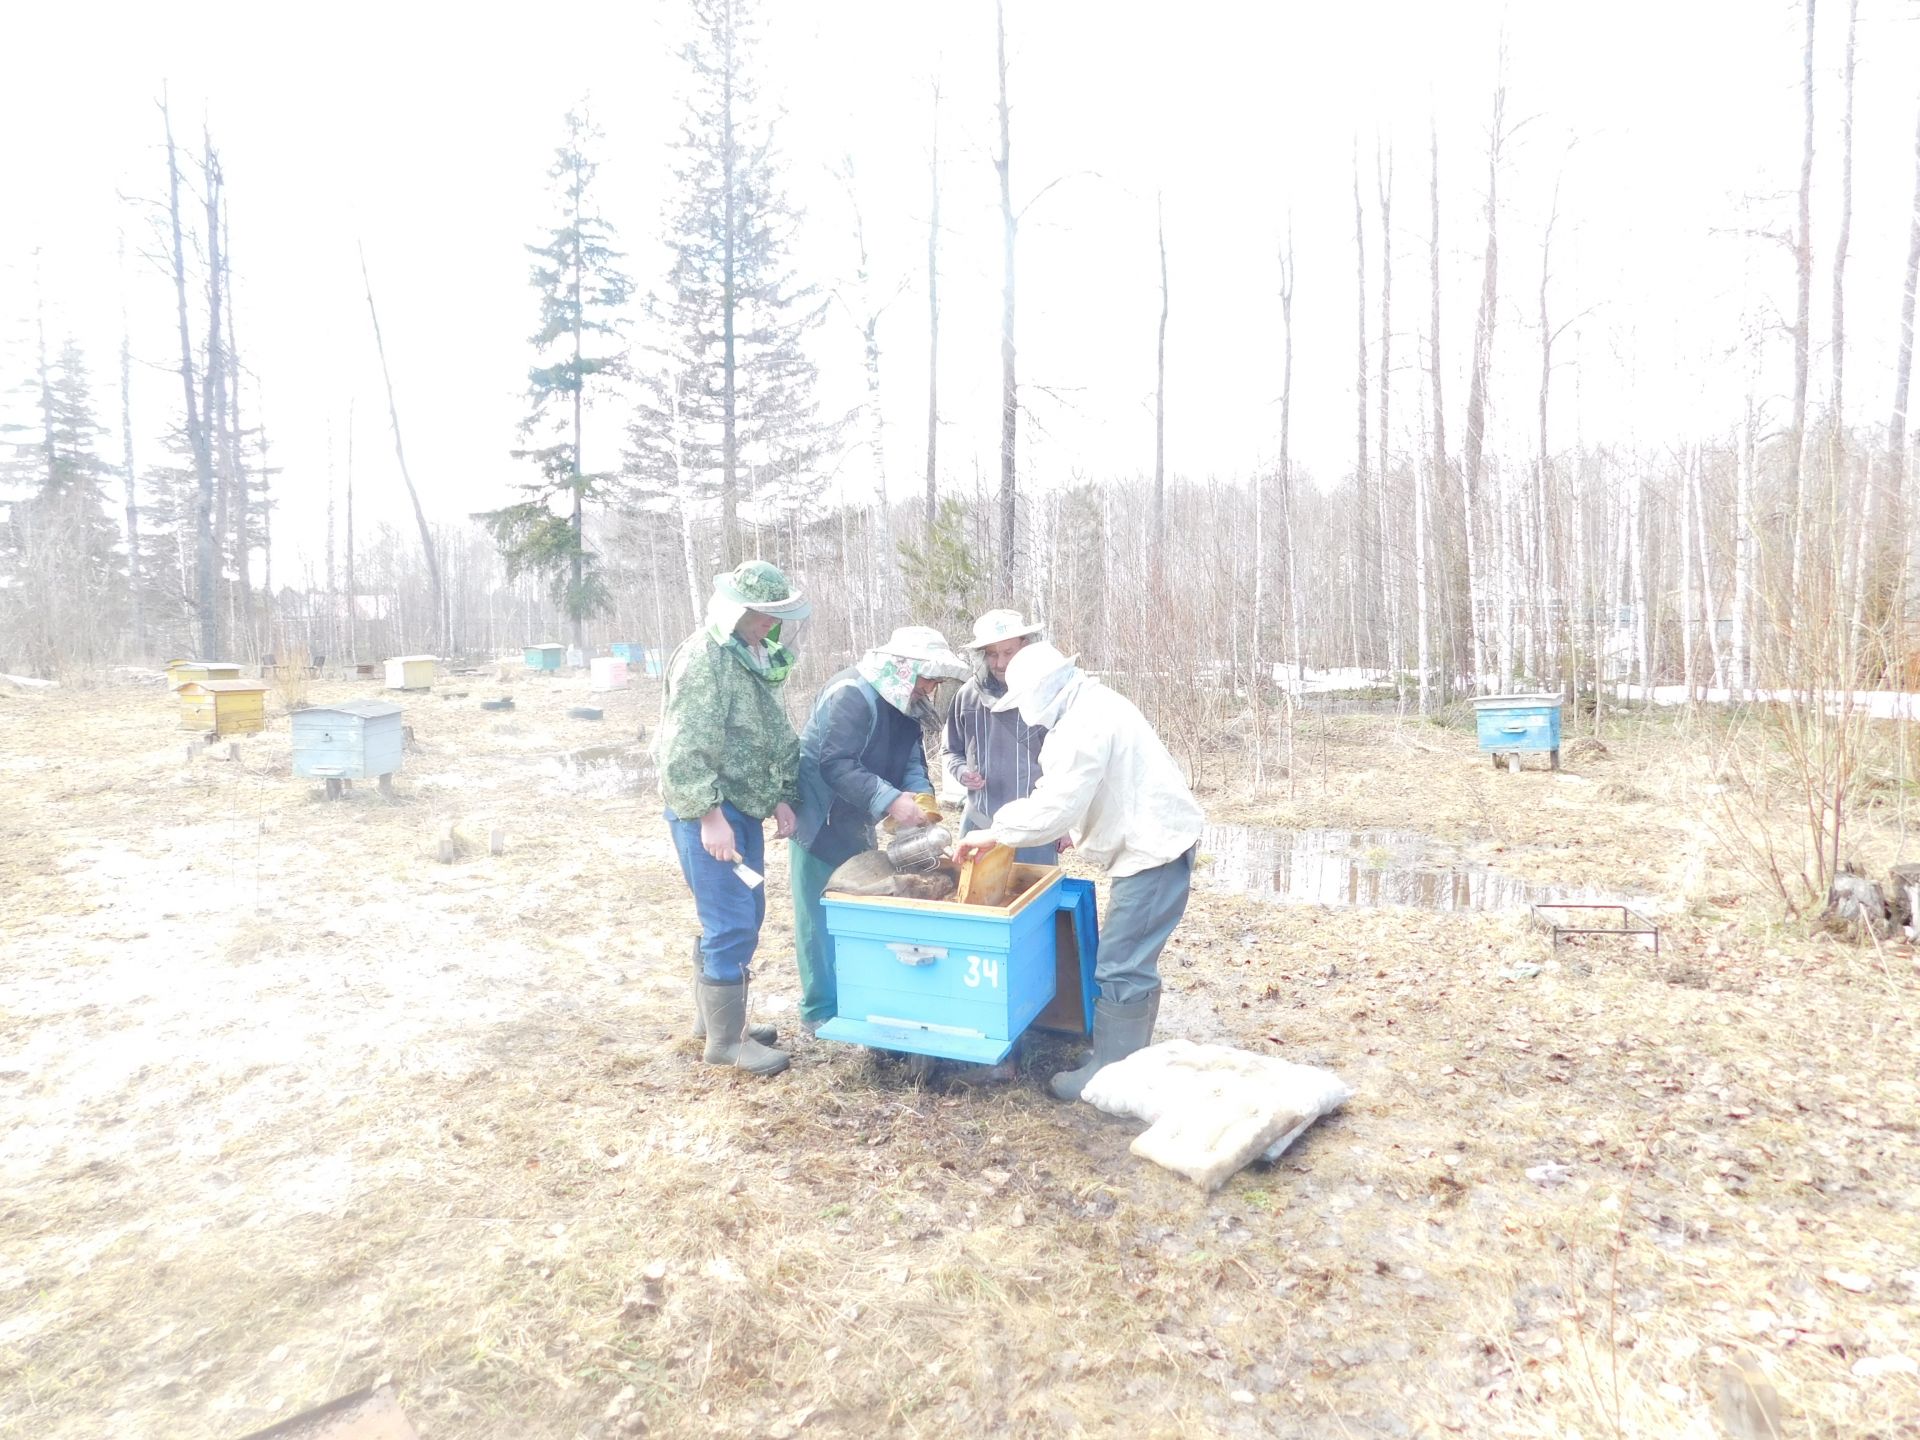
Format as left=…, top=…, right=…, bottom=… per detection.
left=789, top=626, right=969, bottom=1031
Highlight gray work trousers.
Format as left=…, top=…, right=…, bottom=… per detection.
left=1097, top=846, right=1196, bottom=1003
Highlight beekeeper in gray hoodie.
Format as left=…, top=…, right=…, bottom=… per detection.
left=943, top=609, right=1055, bottom=866
left=954, top=641, right=1205, bottom=1100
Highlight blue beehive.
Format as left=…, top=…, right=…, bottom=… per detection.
left=524, top=643, right=565, bottom=672
left=819, top=865, right=1096, bottom=1063
left=292, top=700, right=404, bottom=791
left=611, top=643, right=662, bottom=676
left=1473, top=693, right=1563, bottom=772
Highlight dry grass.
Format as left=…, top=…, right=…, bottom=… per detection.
left=0, top=682, right=1916, bottom=1438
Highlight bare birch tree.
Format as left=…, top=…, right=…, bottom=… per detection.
left=360, top=248, right=447, bottom=654
left=994, top=0, right=1019, bottom=584
left=1352, top=142, right=1369, bottom=638
left=925, top=77, right=942, bottom=544
left=1461, top=85, right=1507, bottom=692
left=1789, top=0, right=1817, bottom=597
left=1894, top=99, right=1920, bottom=507
left=117, top=232, right=142, bottom=657
left=1377, top=142, right=1398, bottom=684
left=1153, top=190, right=1168, bottom=586
left=1279, top=219, right=1303, bottom=679
left=1428, top=118, right=1451, bottom=700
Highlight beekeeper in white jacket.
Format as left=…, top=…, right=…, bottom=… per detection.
left=953, top=641, right=1205, bottom=1100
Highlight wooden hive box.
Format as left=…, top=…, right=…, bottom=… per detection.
left=589, top=656, right=629, bottom=691
left=384, top=654, right=436, bottom=691
left=292, top=700, right=404, bottom=781
left=178, top=679, right=268, bottom=735
left=818, top=863, right=1074, bottom=1063
left=167, top=659, right=243, bottom=691
left=609, top=642, right=646, bottom=665
left=524, top=643, right=565, bottom=672
left=1473, top=692, right=1563, bottom=771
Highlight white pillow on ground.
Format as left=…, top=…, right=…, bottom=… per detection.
left=1080, top=1039, right=1354, bottom=1190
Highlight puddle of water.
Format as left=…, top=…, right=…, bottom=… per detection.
left=1197, top=825, right=1625, bottom=912
left=547, top=744, right=656, bottom=797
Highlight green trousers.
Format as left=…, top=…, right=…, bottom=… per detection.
left=788, top=841, right=838, bottom=1024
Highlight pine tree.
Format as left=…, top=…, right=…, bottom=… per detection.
left=478, top=105, right=633, bottom=648
left=628, top=0, right=833, bottom=566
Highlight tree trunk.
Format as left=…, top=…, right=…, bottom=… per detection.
left=1279, top=219, right=1304, bottom=681
left=719, top=6, right=742, bottom=566
left=1463, top=83, right=1504, bottom=694
left=202, top=140, right=233, bottom=651
left=1377, top=143, right=1398, bottom=686
left=326, top=420, right=337, bottom=662
left=1681, top=446, right=1696, bottom=700
left=1789, top=0, right=1816, bottom=598
left=1352, top=145, right=1369, bottom=660
left=222, top=217, right=255, bottom=659
left=346, top=400, right=357, bottom=665
left=1629, top=464, right=1650, bottom=700
left=1690, top=442, right=1726, bottom=690
left=1735, top=389, right=1755, bottom=692
left=995, top=0, right=1019, bottom=587
left=1152, top=191, right=1168, bottom=588
left=1415, top=363, right=1432, bottom=713
left=571, top=177, right=587, bottom=651
left=1536, top=179, right=1563, bottom=693
left=118, top=232, right=143, bottom=659
left=162, top=94, right=219, bottom=661
left=670, top=375, right=703, bottom=621
left=1894, top=99, right=1920, bottom=497
left=1428, top=118, right=1450, bottom=701
left=925, top=79, right=941, bottom=545
left=360, top=245, right=445, bottom=655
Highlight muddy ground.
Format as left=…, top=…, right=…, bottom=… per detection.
left=1, top=674, right=1916, bottom=1439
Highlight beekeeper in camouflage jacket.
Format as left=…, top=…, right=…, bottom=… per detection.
left=655, top=561, right=809, bottom=1078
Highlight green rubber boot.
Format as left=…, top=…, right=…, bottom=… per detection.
left=689, top=940, right=777, bottom=1045
left=1049, top=991, right=1159, bottom=1101
left=697, top=979, right=790, bottom=1077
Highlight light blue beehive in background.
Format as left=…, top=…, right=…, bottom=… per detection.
left=524, top=644, right=565, bottom=672
left=292, top=700, right=405, bottom=788
left=611, top=643, right=663, bottom=676
left=1473, top=693, right=1563, bottom=772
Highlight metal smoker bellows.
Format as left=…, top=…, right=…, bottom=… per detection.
left=886, top=824, right=952, bottom=873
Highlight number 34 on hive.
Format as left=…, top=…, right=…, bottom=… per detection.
left=963, top=955, right=1002, bottom=989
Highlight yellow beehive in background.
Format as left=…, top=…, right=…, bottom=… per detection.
left=384, top=655, right=436, bottom=691
left=167, top=660, right=243, bottom=691
left=178, top=679, right=269, bottom=735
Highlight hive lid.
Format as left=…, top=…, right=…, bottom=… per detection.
left=387, top=654, right=437, bottom=664
left=302, top=700, right=402, bottom=720
left=1472, top=692, right=1562, bottom=708
left=185, top=679, right=267, bottom=693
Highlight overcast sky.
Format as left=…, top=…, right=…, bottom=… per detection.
left=3, top=0, right=1918, bottom=589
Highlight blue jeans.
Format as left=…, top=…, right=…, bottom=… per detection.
left=1098, top=847, right=1195, bottom=1003
left=665, top=804, right=766, bottom=984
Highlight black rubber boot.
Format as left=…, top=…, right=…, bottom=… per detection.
left=689, top=939, right=776, bottom=1045
left=1049, top=990, right=1159, bottom=1101
left=696, top=978, right=789, bottom=1077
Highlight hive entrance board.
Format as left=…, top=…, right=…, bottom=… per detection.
left=955, top=842, right=1017, bottom=906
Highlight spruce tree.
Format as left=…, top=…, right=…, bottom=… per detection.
left=627, top=0, right=834, bottom=565
left=478, top=106, right=633, bottom=648
left=0, top=340, right=126, bottom=670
